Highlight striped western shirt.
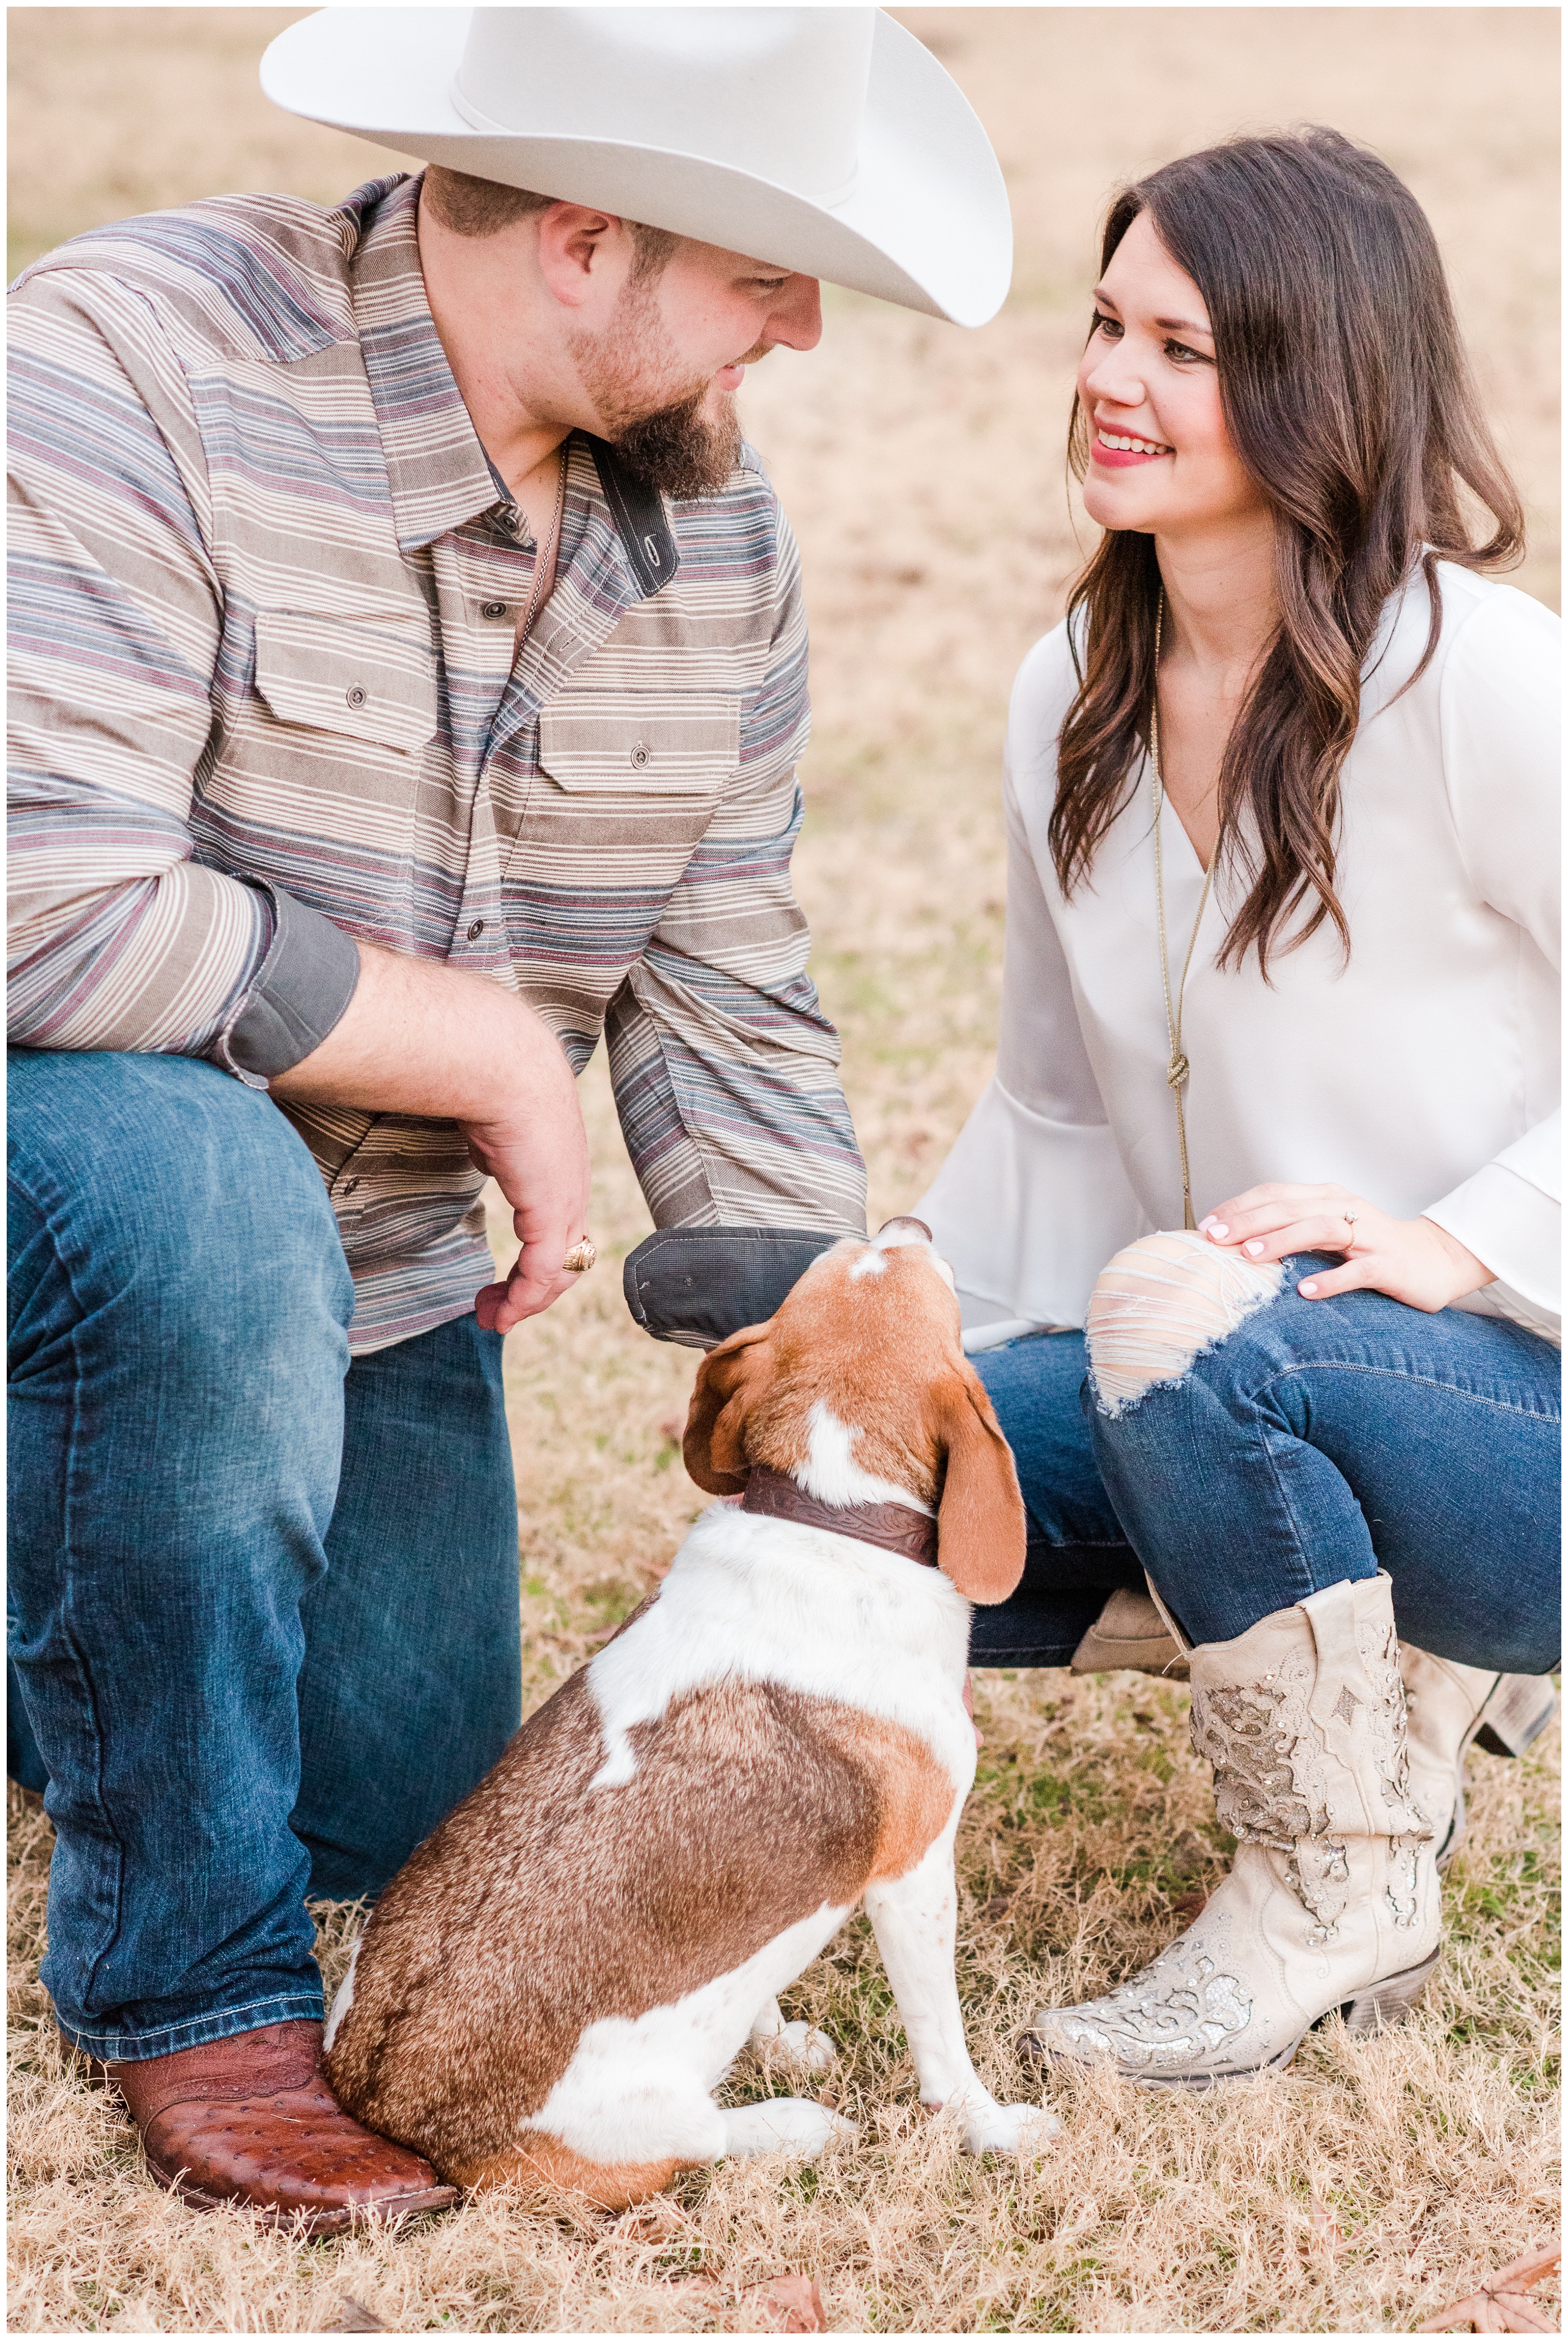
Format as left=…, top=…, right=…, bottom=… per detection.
left=8, top=173, right=866, bottom=1352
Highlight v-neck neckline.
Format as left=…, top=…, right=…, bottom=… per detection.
left=1144, top=750, right=1213, bottom=885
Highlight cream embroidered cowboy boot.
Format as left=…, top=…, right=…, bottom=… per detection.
left=1400, top=1646, right=1559, bottom=1870
left=1021, top=1573, right=1440, bottom=2087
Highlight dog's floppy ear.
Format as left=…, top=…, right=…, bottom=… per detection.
left=933, top=1362, right=1027, bottom=1603
left=683, top=1322, right=775, bottom=1494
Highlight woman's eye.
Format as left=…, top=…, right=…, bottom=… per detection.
left=1092, top=310, right=1122, bottom=339
left=1164, top=339, right=1210, bottom=365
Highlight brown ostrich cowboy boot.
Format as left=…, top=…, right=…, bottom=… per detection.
left=65, top=2018, right=456, bottom=2233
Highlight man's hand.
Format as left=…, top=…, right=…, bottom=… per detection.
left=271, top=942, right=591, bottom=1330
left=1198, top=1182, right=1495, bottom=1314
left=464, top=1088, right=589, bottom=1332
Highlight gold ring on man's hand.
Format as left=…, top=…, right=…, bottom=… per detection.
left=562, top=1239, right=597, bottom=1274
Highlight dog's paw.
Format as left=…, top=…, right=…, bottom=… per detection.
left=765, top=2020, right=838, bottom=2074
left=963, top=2100, right=1061, bottom=2158
left=721, top=2098, right=859, bottom=2161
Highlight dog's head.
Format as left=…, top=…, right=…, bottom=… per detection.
left=682, top=1220, right=1026, bottom=1605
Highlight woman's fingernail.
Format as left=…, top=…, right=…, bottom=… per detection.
left=1299, top=1279, right=1318, bottom=1296
left=1243, top=1239, right=1265, bottom=1258
left=1206, top=1221, right=1229, bottom=1239
left=1198, top=1215, right=1218, bottom=1232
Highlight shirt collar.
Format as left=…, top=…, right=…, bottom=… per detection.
left=348, top=175, right=507, bottom=553
left=345, top=174, right=678, bottom=597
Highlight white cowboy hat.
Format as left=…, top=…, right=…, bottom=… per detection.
left=260, top=7, right=1012, bottom=327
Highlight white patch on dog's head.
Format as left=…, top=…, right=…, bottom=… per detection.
left=795, top=1400, right=934, bottom=1513
left=849, top=1250, right=887, bottom=1279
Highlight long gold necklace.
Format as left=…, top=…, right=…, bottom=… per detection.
left=1150, top=591, right=1216, bottom=1232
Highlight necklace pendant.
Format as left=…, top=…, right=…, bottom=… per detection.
left=1166, top=1052, right=1189, bottom=1092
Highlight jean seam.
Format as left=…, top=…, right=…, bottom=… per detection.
left=971, top=1654, right=1081, bottom=1668
left=1031, top=1538, right=1132, bottom=1551
left=61, top=1990, right=325, bottom=2056
left=1246, top=1384, right=1324, bottom=1613
left=1255, top=1359, right=1562, bottom=1426
left=51, top=1204, right=132, bottom=2012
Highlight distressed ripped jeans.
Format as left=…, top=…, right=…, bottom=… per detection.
left=972, top=1230, right=1561, bottom=1673
left=8, top=1049, right=522, bottom=2061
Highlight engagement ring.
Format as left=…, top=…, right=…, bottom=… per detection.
left=562, top=1239, right=597, bottom=1275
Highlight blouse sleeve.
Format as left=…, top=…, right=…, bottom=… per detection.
left=917, top=635, right=1144, bottom=1337
left=1421, top=587, right=1560, bottom=1334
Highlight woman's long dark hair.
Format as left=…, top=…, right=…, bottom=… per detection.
left=1049, top=128, right=1525, bottom=974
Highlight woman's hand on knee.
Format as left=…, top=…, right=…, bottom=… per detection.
left=1197, top=1183, right=1496, bottom=1312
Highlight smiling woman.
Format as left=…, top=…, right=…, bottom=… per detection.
left=1054, top=129, right=1525, bottom=955
left=918, top=125, right=1559, bottom=2094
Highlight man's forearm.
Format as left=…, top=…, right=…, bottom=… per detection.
left=269, top=941, right=559, bottom=1118
left=273, top=942, right=591, bottom=1332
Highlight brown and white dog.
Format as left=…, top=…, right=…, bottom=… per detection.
left=322, top=1219, right=1057, bottom=2206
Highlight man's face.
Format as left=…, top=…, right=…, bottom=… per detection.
left=572, top=237, right=822, bottom=497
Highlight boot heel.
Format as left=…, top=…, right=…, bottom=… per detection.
left=1473, top=1674, right=1559, bottom=1760
left=1340, top=1949, right=1441, bottom=2036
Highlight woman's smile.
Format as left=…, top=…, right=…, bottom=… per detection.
left=1091, top=429, right=1174, bottom=466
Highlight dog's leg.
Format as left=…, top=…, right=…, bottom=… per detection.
left=864, top=1839, right=1059, bottom=2157
left=748, top=1997, right=838, bottom=2073
left=720, top=2099, right=857, bottom=2159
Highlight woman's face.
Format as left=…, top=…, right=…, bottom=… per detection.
left=1076, top=207, right=1270, bottom=541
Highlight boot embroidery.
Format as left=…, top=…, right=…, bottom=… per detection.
left=1355, top=1618, right=1433, bottom=1840
left=1047, top=1955, right=1252, bottom=2069
left=1385, top=1836, right=1421, bottom=1927
left=1287, top=1835, right=1351, bottom=1944
left=1033, top=1586, right=1437, bottom=2085
left=1189, top=1661, right=1348, bottom=1930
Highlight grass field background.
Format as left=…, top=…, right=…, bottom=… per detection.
left=7, top=9, right=1560, bottom=2330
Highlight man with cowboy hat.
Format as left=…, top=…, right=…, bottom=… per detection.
left=7, top=8, right=1009, bottom=2227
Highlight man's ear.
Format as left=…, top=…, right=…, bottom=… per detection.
left=933, top=1364, right=1027, bottom=1604
left=682, top=1323, right=775, bottom=1495
left=536, top=202, right=626, bottom=310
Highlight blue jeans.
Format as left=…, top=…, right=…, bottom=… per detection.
left=972, top=1262, right=1560, bottom=1674
left=8, top=1050, right=521, bottom=2060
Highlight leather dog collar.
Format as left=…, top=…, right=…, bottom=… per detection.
left=741, top=1463, right=939, bottom=1568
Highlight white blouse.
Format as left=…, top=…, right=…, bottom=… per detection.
left=918, top=562, right=1561, bottom=1347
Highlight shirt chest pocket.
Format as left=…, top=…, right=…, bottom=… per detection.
left=517, top=695, right=741, bottom=870
left=202, top=612, right=439, bottom=858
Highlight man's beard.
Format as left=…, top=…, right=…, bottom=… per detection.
left=571, top=269, right=750, bottom=501
left=611, top=384, right=742, bottom=501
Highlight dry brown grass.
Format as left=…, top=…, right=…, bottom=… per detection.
left=9, top=1703, right=1560, bottom=2332
left=7, top=8, right=1560, bottom=2330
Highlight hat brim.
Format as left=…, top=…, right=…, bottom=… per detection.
left=260, top=8, right=1012, bottom=327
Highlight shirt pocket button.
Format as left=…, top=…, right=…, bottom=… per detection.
left=480, top=602, right=508, bottom=620
left=345, top=685, right=367, bottom=710
left=467, top=919, right=486, bottom=941
left=630, top=742, right=650, bottom=770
